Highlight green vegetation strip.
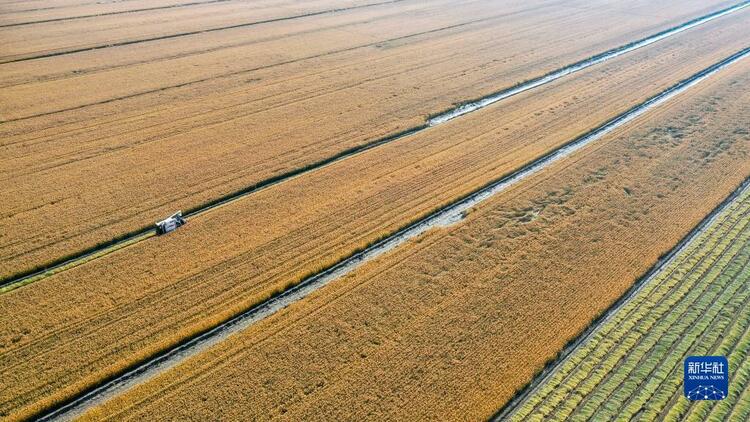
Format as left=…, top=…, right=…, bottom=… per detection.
left=510, top=185, right=750, bottom=421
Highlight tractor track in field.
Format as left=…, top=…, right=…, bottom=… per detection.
left=0, top=0, right=232, bottom=28
left=0, top=2, right=571, bottom=91
left=2, top=4, right=747, bottom=290
left=33, top=46, right=750, bottom=422
left=0, top=0, right=409, bottom=64
left=4, top=0, right=747, bottom=121
left=492, top=176, right=750, bottom=421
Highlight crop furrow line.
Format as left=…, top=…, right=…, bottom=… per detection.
left=0, top=1, right=561, bottom=92
left=0, top=6, right=572, bottom=123
left=630, top=263, right=750, bottom=418
left=713, top=313, right=750, bottom=420
left=493, top=177, right=750, bottom=419
left=650, top=284, right=750, bottom=421
left=655, top=271, right=750, bottom=421
left=0, top=0, right=409, bottom=64
left=31, top=47, right=750, bottom=422
left=0, top=0, right=145, bottom=15
left=502, top=154, right=750, bottom=418
left=3, top=5, right=748, bottom=289
left=540, top=228, right=746, bottom=420
left=0, top=0, right=232, bottom=28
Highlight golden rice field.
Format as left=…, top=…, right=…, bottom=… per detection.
left=80, top=50, right=750, bottom=421
left=3, top=14, right=749, bottom=418
left=0, top=0, right=738, bottom=279
left=1, top=0, right=749, bottom=420
left=511, top=182, right=750, bottom=421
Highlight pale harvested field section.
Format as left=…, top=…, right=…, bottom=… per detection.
left=81, top=56, right=750, bottom=422
left=0, top=0, right=739, bottom=279
left=0, top=0, right=238, bottom=26
left=0, top=19, right=746, bottom=420
left=0, top=0, right=393, bottom=60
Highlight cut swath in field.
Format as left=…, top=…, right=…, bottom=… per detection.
left=510, top=185, right=750, bottom=421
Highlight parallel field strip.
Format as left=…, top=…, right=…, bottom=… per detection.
left=0, top=1, right=540, bottom=121
left=3, top=1, right=744, bottom=282
left=5, top=25, right=744, bottom=419
left=4, top=0, right=742, bottom=121
left=502, top=197, right=750, bottom=420
left=0, top=0, right=410, bottom=63
left=552, top=210, right=749, bottom=420
left=495, top=187, right=750, bottom=419
left=2, top=2, right=747, bottom=290
left=0, top=0, right=233, bottom=28
left=34, top=46, right=750, bottom=422
left=504, top=183, right=750, bottom=421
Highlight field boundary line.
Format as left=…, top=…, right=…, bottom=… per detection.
left=3, top=4, right=747, bottom=289
left=32, top=47, right=750, bottom=422
left=492, top=177, right=750, bottom=421
left=4, top=0, right=747, bottom=64
left=0, top=9, right=540, bottom=122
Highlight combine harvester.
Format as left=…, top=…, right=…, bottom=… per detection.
left=155, top=211, right=186, bottom=235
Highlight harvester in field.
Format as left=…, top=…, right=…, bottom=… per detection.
left=155, top=211, right=186, bottom=235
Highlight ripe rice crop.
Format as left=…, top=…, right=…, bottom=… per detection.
left=0, top=0, right=738, bottom=279
left=511, top=187, right=750, bottom=421
left=79, top=49, right=750, bottom=421
left=0, top=0, right=387, bottom=60
left=2, top=20, right=746, bottom=420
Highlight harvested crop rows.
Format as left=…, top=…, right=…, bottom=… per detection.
left=0, top=0, right=741, bottom=280
left=510, top=184, right=750, bottom=421
left=2, top=16, right=748, bottom=419
left=77, top=48, right=750, bottom=421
